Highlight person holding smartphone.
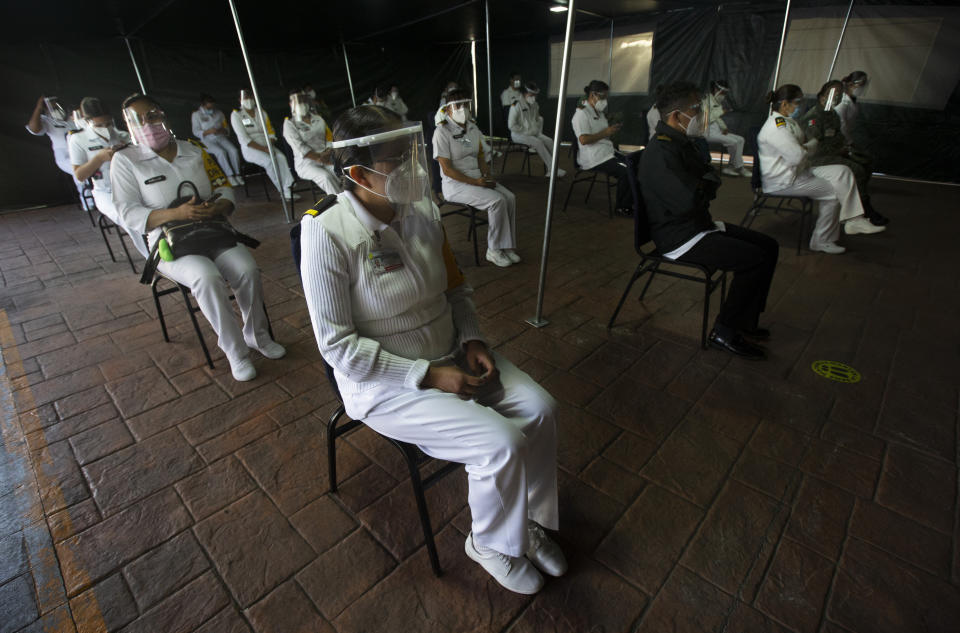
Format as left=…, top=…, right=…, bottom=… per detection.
left=68, top=97, right=143, bottom=254
left=112, top=93, right=285, bottom=381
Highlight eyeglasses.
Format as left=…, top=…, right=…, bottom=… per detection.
left=126, top=108, right=165, bottom=126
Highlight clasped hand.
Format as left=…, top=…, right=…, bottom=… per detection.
left=421, top=340, right=500, bottom=398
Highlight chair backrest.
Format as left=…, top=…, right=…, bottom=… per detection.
left=631, top=151, right=653, bottom=252
left=749, top=126, right=763, bottom=191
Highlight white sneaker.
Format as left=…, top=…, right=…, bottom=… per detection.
left=526, top=522, right=567, bottom=577
left=226, top=175, right=237, bottom=186
left=738, top=166, right=752, bottom=177
left=557, top=168, right=567, bottom=178
left=486, top=249, right=513, bottom=267
left=285, top=193, right=303, bottom=202
left=811, top=242, right=846, bottom=254
left=722, top=166, right=741, bottom=177
left=844, top=217, right=886, bottom=235
left=465, top=532, right=544, bottom=595
left=253, top=341, right=286, bottom=359
left=504, top=249, right=521, bottom=264
left=527, top=147, right=537, bottom=154
left=229, top=356, right=257, bottom=382
left=234, top=175, right=245, bottom=185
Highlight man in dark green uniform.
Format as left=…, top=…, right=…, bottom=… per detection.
left=639, top=82, right=778, bottom=360
left=802, top=80, right=889, bottom=226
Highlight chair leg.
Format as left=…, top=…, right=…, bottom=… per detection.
left=584, top=173, right=597, bottom=204
left=263, top=302, right=274, bottom=339
left=152, top=279, right=170, bottom=342
left=118, top=233, right=137, bottom=275
left=499, top=149, right=508, bottom=175
left=741, top=200, right=759, bottom=228
left=180, top=285, right=215, bottom=369
left=701, top=280, right=712, bottom=350
left=721, top=271, right=728, bottom=302
left=638, top=262, right=660, bottom=301
left=262, top=173, right=271, bottom=201
left=400, top=444, right=443, bottom=577
left=470, top=210, right=481, bottom=266
left=561, top=178, right=577, bottom=213
left=607, top=262, right=645, bottom=329
left=606, top=173, right=613, bottom=218
left=98, top=216, right=118, bottom=262
left=327, top=404, right=346, bottom=492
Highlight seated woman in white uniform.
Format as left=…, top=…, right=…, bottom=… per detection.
left=300, top=105, right=565, bottom=594
left=67, top=97, right=145, bottom=257
left=26, top=95, right=84, bottom=200
left=192, top=94, right=243, bottom=186
left=230, top=89, right=296, bottom=202
left=834, top=71, right=868, bottom=140
left=571, top=79, right=640, bottom=217
left=111, top=93, right=286, bottom=381
left=507, top=81, right=566, bottom=178
left=282, top=92, right=341, bottom=196
left=433, top=89, right=520, bottom=268
left=383, top=86, right=409, bottom=121
left=702, top=80, right=751, bottom=177
left=757, top=84, right=884, bottom=255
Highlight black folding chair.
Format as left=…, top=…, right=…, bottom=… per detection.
left=498, top=141, right=534, bottom=176
left=562, top=143, right=617, bottom=218
left=608, top=166, right=728, bottom=349
left=439, top=199, right=486, bottom=266
left=741, top=141, right=813, bottom=255
left=241, top=160, right=272, bottom=200
left=84, top=180, right=137, bottom=274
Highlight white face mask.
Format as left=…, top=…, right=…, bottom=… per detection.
left=672, top=110, right=702, bottom=136
left=525, top=95, right=537, bottom=105
left=201, top=107, right=214, bottom=115
left=350, top=160, right=427, bottom=205
left=293, top=104, right=310, bottom=118
left=450, top=108, right=468, bottom=125
left=390, top=91, right=399, bottom=99
left=513, top=80, right=521, bottom=89
left=241, top=99, right=255, bottom=110
left=594, top=99, right=608, bottom=113
left=852, top=84, right=865, bottom=97
left=92, top=124, right=113, bottom=139
left=305, top=90, right=316, bottom=99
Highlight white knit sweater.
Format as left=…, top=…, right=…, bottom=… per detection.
left=300, top=191, right=484, bottom=394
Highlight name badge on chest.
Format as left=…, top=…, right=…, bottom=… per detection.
left=367, top=230, right=404, bottom=274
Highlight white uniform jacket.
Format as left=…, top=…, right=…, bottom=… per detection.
left=572, top=104, right=615, bottom=170
left=703, top=93, right=727, bottom=132
left=833, top=92, right=858, bottom=139
left=500, top=87, right=522, bottom=108
left=383, top=96, right=409, bottom=119
left=110, top=139, right=236, bottom=249
left=27, top=114, right=78, bottom=165
left=300, top=191, right=484, bottom=395
left=757, top=111, right=815, bottom=193
left=282, top=115, right=330, bottom=162
left=67, top=127, right=131, bottom=195
left=191, top=108, right=229, bottom=140
left=507, top=100, right=543, bottom=137
left=433, top=118, right=485, bottom=184
left=646, top=106, right=660, bottom=141
left=230, top=108, right=276, bottom=148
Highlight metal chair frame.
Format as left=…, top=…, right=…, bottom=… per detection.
left=439, top=200, right=487, bottom=266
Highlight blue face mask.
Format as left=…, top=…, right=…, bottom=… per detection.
left=789, top=105, right=803, bottom=119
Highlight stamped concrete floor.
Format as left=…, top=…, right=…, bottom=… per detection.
left=1, top=161, right=958, bottom=633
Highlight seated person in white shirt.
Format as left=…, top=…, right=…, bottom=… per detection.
left=282, top=91, right=341, bottom=195
left=112, top=93, right=286, bottom=382
left=507, top=81, right=566, bottom=178
left=26, top=95, right=84, bottom=200
left=299, top=104, right=565, bottom=595
left=192, top=94, right=243, bottom=186
left=433, top=90, right=520, bottom=268
left=702, top=80, right=751, bottom=177
left=383, top=85, right=409, bottom=121
left=229, top=89, right=296, bottom=201
left=500, top=72, right=523, bottom=126
left=640, top=82, right=779, bottom=360
left=571, top=79, right=640, bottom=216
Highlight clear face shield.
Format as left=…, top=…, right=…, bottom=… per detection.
left=240, top=89, right=255, bottom=111
left=445, top=98, right=472, bottom=126
left=44, top=97, right=66, bottom=121
left=824, top=87, right=841, bottom=111
left=123, top=103, right=173, bottom=151
left=72, top=109, right=85, bottom=128
left=332, top=123, right=430, bottom=205
left=670, top=100, right=703, bottom=136
left=290, top=92, right=311, bottom=121
left=524, top=88, right=540, bottom=104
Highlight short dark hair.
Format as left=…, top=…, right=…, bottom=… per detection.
left=332, top=106, right=403, bottom=191
left=818, top=80, right=843, bottom=99
left=122, top=93, right=161, bottom=111
left=199, top=93, right=215, bottom=104
left=766, top=84, right=803, bottom=108
left=656, top=81, right=700, bottom=114
left=523, top=81, right=539, bottom=95
left=584, top=80, right=609, bottom=96
left=79, top=97, right=108, bottom=118
left=445, top=88, right=470, bottom=103
left=842, top=71, right=867, bottom=84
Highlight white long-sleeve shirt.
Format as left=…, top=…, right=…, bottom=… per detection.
left=191, top=108, right=228, bottom=140
left=508, top=100, right=543, bottom=136
left=572, top=104, right=615, bottom=170
left=300, top=191, right=484, bottom=395
left=67, top=126, right=131, bottom=194
left=110, top=139, right=235, bottom=249
left=383, top=96, right=409, bottom=119
left=702, top=93, right=728, bottom=132
left=282, top=115, right=329, bottom=163
left=833, top=92, right=858, bottom=139
left=757, top=111, right=814, bottom=193
left=230, top=108, right=275, bottom=148
left=26, top=114, right=78, bottom=165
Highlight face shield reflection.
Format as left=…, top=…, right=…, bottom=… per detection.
left=332, top=123, right=430, bottom=205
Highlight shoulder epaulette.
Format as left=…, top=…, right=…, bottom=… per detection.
left=302, top=194, right=338, bottom=218
left=656, top=134, right=671, bottom=142
left=187, top=138, right=206, bottom=149
left=67, top=129, right=81, bottom=135
left=775, top=117, right=786, bottom=127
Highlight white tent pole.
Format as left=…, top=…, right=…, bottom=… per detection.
left=342, top=42, right=357, bottom=107
left=771, top=0, right=793, bottom=92
left=485, top=0, right=494, bottom=136
left=608, top=18, right=614, bottom=86
left=826, top=0, right=855, bottom=82
left=527, top=0, right=576, bottom=329
left=124, top=37, right=147, bottom=95
left=227, top=0, right=292, bottom=223
left=471, top=40, right=479, bottom=111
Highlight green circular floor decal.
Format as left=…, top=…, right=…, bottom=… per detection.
left=811, top=360, right=861, bottom=383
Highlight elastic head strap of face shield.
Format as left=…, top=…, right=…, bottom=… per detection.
left=329, top=122, right=424, bottom=150
left=444, top=98, right=472, bottom=110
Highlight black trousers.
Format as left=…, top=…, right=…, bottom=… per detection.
left=676, top=224, right=779, bottom=336
left=591, top=151, right=640, bottom=211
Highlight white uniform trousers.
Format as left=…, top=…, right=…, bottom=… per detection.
left=55, top=149, right=86, bottom=199
left=703, top=123, right=746, bottom=168
left=442, top=181, right=517, bottom=250
left=203, top=135, right=241, bottom=177
left=156, top=244, right=271, bottom=364
left=92, top=191, right=150, bottom=260
left=766, top=165, right=864, bottom=248
left=294, top=158, right=342, bottom=195
left=510, top=133, right=555, bottom=168
left=480, top=136, right=494, bottom=164
left=345, top=351, right=559, bottom=557
left=241, top=145, right=294, bottom=198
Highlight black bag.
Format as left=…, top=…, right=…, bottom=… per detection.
left=139, top=181, right=260, bottom=284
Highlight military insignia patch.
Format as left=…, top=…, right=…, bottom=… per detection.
left=775, top=117, right=786, bottom=128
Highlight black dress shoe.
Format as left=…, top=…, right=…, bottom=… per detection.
left=868, top=212, right=890, bottom=226
left=614, top=207, right=633, bottom=217
left=708, top=329, right=767, bottom=360
left=742, top=327, right=770, bottom=341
